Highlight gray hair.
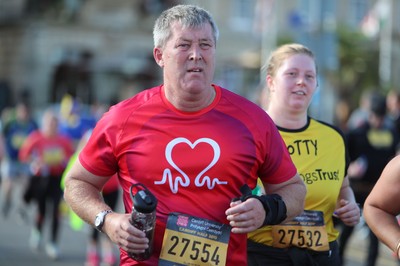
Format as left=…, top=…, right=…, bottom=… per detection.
left=153, top=5, right=219, bottom=48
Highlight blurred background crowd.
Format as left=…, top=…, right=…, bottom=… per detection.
left=0, top=0, right=400, bottom=265
left=0, top=0, right=399, bottom=124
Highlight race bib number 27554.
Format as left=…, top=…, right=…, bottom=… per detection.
left=159, top=213, right=231, bottom=266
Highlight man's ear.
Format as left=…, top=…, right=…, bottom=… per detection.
left=153, top=48, right=164, bottom=67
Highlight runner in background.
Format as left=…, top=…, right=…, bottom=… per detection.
left=0, top=102, right=38, bottom=219
left=19, top=109, right=74, bottom=260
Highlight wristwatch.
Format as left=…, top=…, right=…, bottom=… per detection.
left=94, top=210, right=112, bottom=232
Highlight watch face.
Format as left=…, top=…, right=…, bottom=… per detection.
left=95, top=210, right=111, bottom=231
left=94, top=214, right=104, bottom=227
left=95, top=215, right=102, bottom=227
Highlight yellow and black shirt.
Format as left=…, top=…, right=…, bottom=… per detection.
left=248, top=117, right=349, bottom=251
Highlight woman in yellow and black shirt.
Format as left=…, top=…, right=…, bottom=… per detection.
left=247, top=43, right=361, bottom=266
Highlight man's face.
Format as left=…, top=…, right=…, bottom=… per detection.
left=154, top=22, right=216, bottom=93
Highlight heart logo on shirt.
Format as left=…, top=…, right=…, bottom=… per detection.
left=155, top=137, right=228, bottom=193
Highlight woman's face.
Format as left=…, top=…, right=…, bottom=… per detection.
left=268, top=54, right=317, bottom=113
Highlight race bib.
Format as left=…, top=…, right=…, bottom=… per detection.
left=159, top=213, right=231, bottom=266
left=272, top=210, right=329, bottom=251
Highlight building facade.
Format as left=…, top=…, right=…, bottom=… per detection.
left=0, top=0, right=399, bottom=123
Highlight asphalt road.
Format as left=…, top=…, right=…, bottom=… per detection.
left=0, top=199, right=123, bottom=266
left=0, top=203, right=91, bottom=266
left=0, top=181, right=121, bottom=266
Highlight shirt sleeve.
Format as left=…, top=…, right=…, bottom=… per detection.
left=259, top=118, right=298, bottom=184
left=79, top=110, right=119, bottom=177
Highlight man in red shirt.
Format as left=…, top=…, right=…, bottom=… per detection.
left=64, top=4, right=306, bottom=265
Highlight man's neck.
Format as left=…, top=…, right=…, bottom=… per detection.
left=164, top=86, right=216, bottom=112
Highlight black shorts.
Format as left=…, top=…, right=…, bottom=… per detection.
left=247, top=239, right=340, bottom=266
left=23, top=176, right=49, bottom=203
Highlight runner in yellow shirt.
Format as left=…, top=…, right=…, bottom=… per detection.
left=248, top=43, right=361, bottom=266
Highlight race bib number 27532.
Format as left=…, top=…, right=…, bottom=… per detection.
left=272, top=210, right=329, bottom=251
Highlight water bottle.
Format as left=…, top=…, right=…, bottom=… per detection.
left=128, top=183, right=157, bottom=261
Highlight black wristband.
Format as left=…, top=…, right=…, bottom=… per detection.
left=243, top=194, right=287, bottom=226
left=234, top=184, right=287, bottom=227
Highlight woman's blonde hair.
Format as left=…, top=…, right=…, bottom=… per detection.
left=263, top=43, right=317, bottom=79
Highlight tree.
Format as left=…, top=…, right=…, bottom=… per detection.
left=331, top=24, right=380, bottom=109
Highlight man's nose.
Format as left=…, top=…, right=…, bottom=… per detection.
left=189, top=46, right=202, bottom=61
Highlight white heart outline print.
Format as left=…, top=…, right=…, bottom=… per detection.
left=154, top=137, right=228, bottom=194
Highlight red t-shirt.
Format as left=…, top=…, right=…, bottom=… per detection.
left=79, top=85, right=297, bottom=265
left=102, top=174, right=119, bottom=194
left=19, top=130, right=74, bottom=176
